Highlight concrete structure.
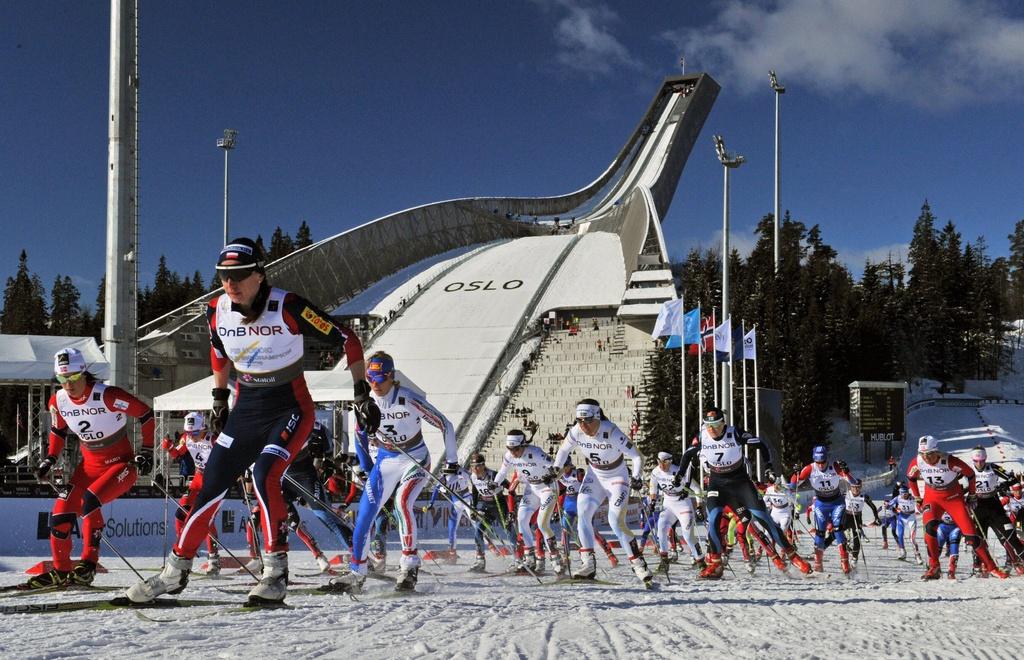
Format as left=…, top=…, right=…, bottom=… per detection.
left=141, top=74, right=719, bottom=464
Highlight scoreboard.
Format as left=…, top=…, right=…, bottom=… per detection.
left=849, top=381, right=906, bottom=443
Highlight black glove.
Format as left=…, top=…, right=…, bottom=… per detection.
left=966, top=493, right=978, bottom=508
left=353, top=466, right=368, bottom=483
left=541, top=467, right=558, bottom=485
left=307, top=431, right=327, bottom=458
left=320, top=458, right=337, bottom=480
left=836, top=460, right=849, bottom=473
left=211, top=387, right=230, bottom=434
left=134, top=449, right=154, bottom=476
left=35, top=455, right=57, bottom=483
left=352, top=380, right=381, bottom=435
left=630, top=476, right=644, bottom=492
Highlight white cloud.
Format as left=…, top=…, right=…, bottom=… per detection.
left=663, top=0, right=1024, bottom=107
left=533, top=0, right=643, bottom=77
left=837, top=242, right=909, bottom=277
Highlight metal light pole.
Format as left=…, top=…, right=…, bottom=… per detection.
left=714, top=135, right=745, bottom=425
left=770, top=70, right=785, bottom=273
left=217, top=129, right=238, bottom=245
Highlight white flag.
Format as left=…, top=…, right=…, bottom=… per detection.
left=743, top=328, right=757, bottom=360
left=651, top=298, right=683, bottom=338
left=713, top=317, right=731, bottom=353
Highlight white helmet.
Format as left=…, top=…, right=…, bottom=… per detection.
left=918, top=435, right=938, bottom=453
left=972, top=446, right=987, bottom=463
left=505, top=430, right=528, bottom=449
left=183, top=412, right=207, bottom=434
left=54, top=348, right=86, bottom=376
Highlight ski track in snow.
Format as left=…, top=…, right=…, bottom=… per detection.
left=7, top=391, right=1024, bottom=658
left=2, top=546, right=1023, bottom=660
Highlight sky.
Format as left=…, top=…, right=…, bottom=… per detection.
left=3, top=0, right=1024, bottom=311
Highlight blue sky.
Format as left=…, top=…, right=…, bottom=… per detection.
left=3, top=1, right=1023, bottom=310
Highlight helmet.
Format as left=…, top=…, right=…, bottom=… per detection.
left=505, top=430, right=528, bottom=449
left=1012, top=483, right=1022, bottom=494
left=848, top=477, right=862, bottom=488
left=898, top=485, right=909, bottom=495
left=469, top=453, right=486, bottom=467
left=703, top=407, right=726, bottom=426
left=54, top=348, right=87, bottom=377
left=183, top=412, right=206, bottom=434
left=918, top=435, right=938, bottom=453
left=657, top=451, right=673, bottom=462
left=812, top=445, right=827, bottom=462
left=971, top=446, right=987, bottom=463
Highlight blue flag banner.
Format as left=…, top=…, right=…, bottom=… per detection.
left=682, top=308, right=700, bottom=345
left=665, top=335, right=682, bottom=349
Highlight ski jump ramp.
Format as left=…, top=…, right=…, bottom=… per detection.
left=142, top=74, right=719, bottom=459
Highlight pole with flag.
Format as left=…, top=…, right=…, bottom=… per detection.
left=651, top=298, right=685, bottom=450
left=681, top=306, right=701, bottom=451
left=741, top=320, right=749, bottom=432
left=743, top=325, right=760, bottom=477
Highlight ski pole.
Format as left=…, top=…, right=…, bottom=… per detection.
left=851, top=514, right=870, bottom=579
left=240, top=470, right=264, bottom=572
left=389, top=442, right=543, bottom=583
left=47, top=480, right=146, bottom=583
left=148, top=476, right=261, bottom=582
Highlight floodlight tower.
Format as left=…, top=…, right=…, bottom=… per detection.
left=217, top=129, right=238, bottom=245
left=714, top=135, right=745, bottom=424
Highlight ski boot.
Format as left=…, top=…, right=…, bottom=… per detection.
left=787, top=549, right=812, bottom=574
left=22, top=568, right=70, bottom=591
left=201, top=553, right=221, bottom=576
left=655, top=554, right=671, bottom=576
left=987, top=565, right=1009, bottom=579
left=125, top=552, right=192, bottom=603
left=247, top=551, right=288, bottom=604
left=325, top=569, right=366, bottom=594
left=668, top=549, right=679, bottom=564
left=516, top=549, right=537, bottom=575
left=243, top=556, right=263, bottom=574
left=315, top=553, right=332, bottom=573
left=1013, top=562, right=1024, bottom=576
left=69, top=560, right=97, bottom=586
left=469, top=553, right=487, bottom=574
left=839, top=547, right=851, bottom=575
left=545, top=539, right=567, bottom=578
left=446, top=549, right=459, bottom=565
left=396, top=556, right=420, bottom=592
left=921, top=562, right=941, bottom=580
left=368, top=551, right=387, bottom=574
left=576, top=550, right=597, bottom=579
left=629, top=555, right=654, bottom=586
left=896, top=548, right=907, bottom=561
left=693, top=557, right=707, bottom=573
left=947, top=555, right=958, bottom=580
left=813, top=548, right=824, bottom=573
left=698, top=553, right=724, bottom=580
left=535, top=555, right=546, bottom=576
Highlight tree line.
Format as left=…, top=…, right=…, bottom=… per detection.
left=0, top=221, right=313, bottom=456
left=641, top=202, right=1024, bottom=468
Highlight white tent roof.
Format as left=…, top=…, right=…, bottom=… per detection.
left=0, top=335, right=109, bottom=384
left=152, top=368, right=423, bottom=411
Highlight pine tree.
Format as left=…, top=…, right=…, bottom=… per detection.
left=1008, top=219, right=1024, bottom=320
left=268, top=227, right=294, bottom=261
left=295, top=221, right=313, bottom=249
left=1, top=250, right=48, bottom=334
left=50, top=275, right=84, bottom=336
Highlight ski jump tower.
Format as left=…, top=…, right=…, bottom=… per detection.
left=141, top=74, right=719, bottom=458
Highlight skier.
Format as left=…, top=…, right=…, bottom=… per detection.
left=879, top=493, right=898, bottom=550
left=126, top=237, right=372, bottom=605
left=648, top=451, right=704, bottom=575
left=328, top=351, right=459, bottom=593
left=554, top=399, right=652, bottom=584
left=25, top=348, right=155, bottom=589
left=935, top=512, right=962, bottom=580
left=841, top=478, right=879, bottom=564
left=762, top=475, right=797, bottom=547
left=970, top=446, right=1024, bottom=574
left=680, top=407, right=811, bottom=579
left=1005, top=483, right=1024, bottom=528
left=890, top=486, right=922, bottom=563
left=281, top=420, right=352, bottom=572
left=467, top=453, right=508, bottom=572
left=424, top=466, right=473, bottom=564
left=792, top=445, right=854, bottom=574
left=559, top=464, right=619, bottom=567
left=907, top=434, right=1007, bottom=579
left=490, top=430, right=566, bottom=576
left=161, top=412, right=220, bottom=574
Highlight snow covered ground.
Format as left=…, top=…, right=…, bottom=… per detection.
left=7, top=360, right=1024, bottom=658
left=2, top=538, right=1024, bottom=660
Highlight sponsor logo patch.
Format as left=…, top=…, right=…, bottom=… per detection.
left=216, top=433, right=234, bottom=448
left=113, top=399, right=130, bottom=411
left=268, top=300, right=279, bottom=312
left=301, top=307, right=333, bottom=335
left=262, top=444, right=290, bottom=461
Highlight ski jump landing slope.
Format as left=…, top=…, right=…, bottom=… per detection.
left=904, top=397, right=1024, bottom=476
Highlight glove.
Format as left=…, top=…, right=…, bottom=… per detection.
left=319, top=458, right=336, bottom=480
left=352, top=380, right=381, bottom=435
left=211, top=387, right=230, bottom=434
left=160, top=436, right=174, bottom=451
left=134, top=449, right=154, bottom=476
left=34, top=455, right=57, bottom=483
left=630, top=476, right=644, bottom=492
left=966, top=494, right=978, bottom=508
left=836, top=460, right=849, bottom=473
left=307, top=432, right=327, bottom=458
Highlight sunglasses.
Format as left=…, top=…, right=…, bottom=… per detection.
left=576, top=416, right=597, bottom=423
left=218, top=267, right=257, bottom=283
left=56, top=371, right=85, bottom=384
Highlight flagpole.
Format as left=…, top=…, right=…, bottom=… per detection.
left=697, top=305, right=704, bottom=424
left=712, top=311, right=719, bottom=408
left=753, top=324, right=762, bottom=479
left=727, top=315, right=734, bottom=426
left=742, top=319, right=749, bottom=431
left=680, top=299, right=687, bottom=454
